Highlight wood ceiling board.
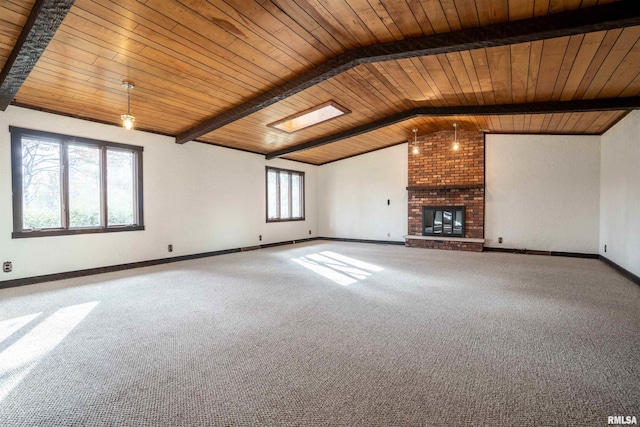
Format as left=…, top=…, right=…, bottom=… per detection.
left=559, top=31, right=607, bottom=100
left=14, top=1, right=284, bottom=134
left=354, top=63, right=415, bottom=110
left=283, top=109, right=628, bottom=165
left=264, top=0, right=347, bottom=54
left=3, top=0, right=636, bottom=165
left=265, top=98, right=639, bottom=159
left=420, top=54, right=467, bottom=104
left=597, top=32, right=640, bottom=97
left=550, top=34, right=585, bottom=100
left=16, top=80, right=201, bottom=135
left=93, top=1, right=281, bottom=89
left=572, top=28, right=622, bottom=99
left=509, top=0, right=536, bottom=21
left=145, top=1, right=302, bottom=78
left=211, top=23, right=637, bottom=158
left=0, top=0, right=74, bottom=109
left=441, top=51, right=481, bottom=105
left=420, top=0, right=451, bottom=33
left=582, top=26, right=640, bottom=98
left=192, top=0, right=327, bottom=67
left=63, top=4, right=265, bottom=96
left=457, top=50, right=488, bottom=105
left=531, top=37, right=570, bottom=102
left=451, top=0, right=479, bottom=29
left=372, top=60, right=430, bottom=107
left=25, top=56, right=228, bottom=129
left=510, top=42, right=531, bottom=104
left=178, top=1, right=638, bottom=144
left=257, top=1, right=340, bottom=58
left=0, top=0, right=35, bottom=70
left=468, top=48, right=497, bottom=104
left=320, top=0, right=380, bottom=45
left=351, top=0, right=405, bottom=41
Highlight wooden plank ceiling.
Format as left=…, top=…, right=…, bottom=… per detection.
left=1, top=0, right=639, bottom=165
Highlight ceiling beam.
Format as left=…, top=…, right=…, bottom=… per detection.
left=0, top=0, right=75, bottom=110
left=176, top=0, right=640, bottom=144
left=265, top=97, right=640, bottom=159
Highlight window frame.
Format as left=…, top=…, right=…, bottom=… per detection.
left=265, top=166, right=305, bottom=222
left=10, top=126, right=144, bottom=239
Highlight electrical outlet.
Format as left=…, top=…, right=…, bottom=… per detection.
left=309, top=230, right=311, bottom=235
left=168, top=244, right=173, bottom=253
left=498, top=237, right=503, bottom=244
left=259, top=235, right=262, bottom=241
left=604, top=244, right=607, bottom=253
left=3, top=261, right=12, bottom=273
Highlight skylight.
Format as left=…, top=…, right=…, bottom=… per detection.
left=268, top=101, right=350, bottom=133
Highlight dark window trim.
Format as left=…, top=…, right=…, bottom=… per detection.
left=265, top=166, right=305, bottom=223
left=10, top=127, right=144, bottom=239
left=9, top=126, right=144, bottom=152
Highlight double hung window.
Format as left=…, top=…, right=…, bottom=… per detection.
left=266, top=167, right=304, bottom=222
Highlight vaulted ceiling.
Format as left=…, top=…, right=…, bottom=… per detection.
left=1, top=0, right=639, bottom=164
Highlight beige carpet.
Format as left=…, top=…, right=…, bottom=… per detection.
left=0, top=241, right=638, bottom=426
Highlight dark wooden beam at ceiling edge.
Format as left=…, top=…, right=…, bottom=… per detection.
left=0, top=0, right=75, bottom=110
left=175, top=0, right=640, bottom=144
left=264, top=97, right=640, bottom=159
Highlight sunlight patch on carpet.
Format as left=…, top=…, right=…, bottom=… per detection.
left=0, top=313, right=42, bottom=345
left=0, top=301, right=99, bottom=402
left=292, top=251, right=383, bottom=286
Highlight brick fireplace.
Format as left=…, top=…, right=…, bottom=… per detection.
left=406, top=129, right=485, bottom=252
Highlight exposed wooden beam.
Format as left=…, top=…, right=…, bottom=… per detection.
left=176, top=0, right=640, bottom=144
left=0, top=0, right=75, bottom=110
left=265, top=97, right=640, bottom=159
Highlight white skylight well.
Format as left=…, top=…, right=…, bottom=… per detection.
left=268, top=101, right=350, bottom=133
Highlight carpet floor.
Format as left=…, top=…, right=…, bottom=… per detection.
left=0, top=241, right=638, bottom=426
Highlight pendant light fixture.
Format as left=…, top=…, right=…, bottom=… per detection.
left=412, top=128, right=419, bottom=154
left=121, top=82, right=135, bottom=130
left=452, top=123, right=460, bottom=151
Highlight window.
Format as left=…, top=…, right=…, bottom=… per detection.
left=10, top=127, right=144, bottom=238
left=266, top=167, right=304, bottom=222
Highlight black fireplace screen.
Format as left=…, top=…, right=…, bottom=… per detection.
left=423, top=206, right=465, bottom=237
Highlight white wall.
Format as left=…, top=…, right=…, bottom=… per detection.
left=4, top=105, right=638, bottom=282
left=317, top=144, right=408, bottom=241
left=485, top=134, right=600, bottom=254
left=0, top=106, right=317, bottom=281
left=600, top=110, right=640, bottom=277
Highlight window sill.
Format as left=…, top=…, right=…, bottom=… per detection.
left=12, top=225, right=144, bottom=239
left=266, top=218, right=306, bottom=223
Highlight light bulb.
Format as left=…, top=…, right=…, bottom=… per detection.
left=452, top=141, right=460, bottom=151
left=121, top=114, right=135, bottom=130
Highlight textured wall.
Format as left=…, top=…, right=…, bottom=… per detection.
left=318, top=144, right=408, bottom=241
left=485, top=134, right=600, bottom=254
left=600, top=110, right=640, bottom=277
left=0, top=106, right=318, bottom=281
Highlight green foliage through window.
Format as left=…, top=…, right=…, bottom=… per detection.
left=11, top=127, right=144, bottom=238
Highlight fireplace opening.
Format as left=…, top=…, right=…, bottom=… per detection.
left=423, top=206, right=465, bottom=237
